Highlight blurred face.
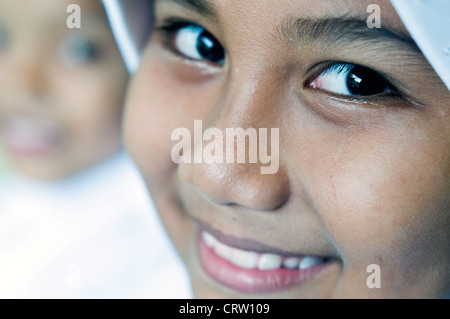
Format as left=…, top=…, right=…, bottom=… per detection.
left=0, top=0, right=128, bottom=179
left=125, top=0, right=450, bottom=298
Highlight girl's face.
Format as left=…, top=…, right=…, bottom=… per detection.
left=125, top=0, right=450, bottom=298
left=0, top=0, right=127, bottom=179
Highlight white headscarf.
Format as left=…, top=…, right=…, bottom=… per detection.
left=391, top=0, right=450, bottom=90
left=103, top=0, right=450, bottom=90
left=102, top=0, right=150, bottom=73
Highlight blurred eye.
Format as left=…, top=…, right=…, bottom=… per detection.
left=58, top=35, right=101, bottom=65
left=310, top=63, right=395, bottom=97
left=161, top=22, right=225, bottom=65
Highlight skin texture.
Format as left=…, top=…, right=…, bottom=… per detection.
left=125, top=0, right=450, bottom=298
left=0, top=0, right=128, bottom=180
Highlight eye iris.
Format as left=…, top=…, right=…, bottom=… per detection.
left=346, top=65, right=389, bottom=96
left=196, top=30, right=224, bottom=63
left=70, top=40, right=99, bottom=61
left=59, top=35, right=100, bottom=65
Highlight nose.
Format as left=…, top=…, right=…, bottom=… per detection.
left=7, top=49, right=49, bottom=101
left=178, top=73, right=290, bottom=212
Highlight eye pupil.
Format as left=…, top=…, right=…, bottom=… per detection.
left=70, top=40, right=99, bottom=61
left=59, top=35, right=100, bottom=66
left=197, top=30, right=224, bottom=63
left=346, top=65, right=389, bottom=96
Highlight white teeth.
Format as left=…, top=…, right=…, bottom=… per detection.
left=0, top=116, right=61, bottom=151
left=214, top=240, right=232, bottom=260
left=202, top=231, right=216, bottom=248
left=201, top=231, right=326, bottom=271
left=283, top=257, right=300, bottom=269
left=257, top=254, right=282, bottom=270
left=299, top=256, right=324, bottom=270
left=231, top=248, right=258, bottom=269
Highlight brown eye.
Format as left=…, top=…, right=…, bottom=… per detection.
left=58, top=35, right=101, bottom=66
left=172, top=24, right=224, bottom=65
left=310, top=63, right=394, bottom=97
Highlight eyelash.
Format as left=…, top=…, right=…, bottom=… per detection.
left=157, top=19, right=192, bottom=36
left=308, top=62, right=401, bottom=100
left=155, top=19, right=402, bottom=100
left=155, top=19, right=205, bottom=59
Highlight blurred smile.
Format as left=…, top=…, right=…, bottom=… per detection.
left=0, top=115, right=65, bottom=157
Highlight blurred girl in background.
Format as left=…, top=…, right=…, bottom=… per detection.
left=0, top=0, right=190, bottom=298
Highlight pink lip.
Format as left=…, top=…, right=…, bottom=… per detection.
left=0, top=131, right=59, bottom=157
left=198, top=231, right=331, bottom=294
left=0, top=118, right=63, bottom=157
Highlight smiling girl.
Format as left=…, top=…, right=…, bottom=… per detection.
left=104, top=0, right=450, bottom=298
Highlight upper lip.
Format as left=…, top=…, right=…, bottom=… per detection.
left=0, top=114, right=57, bottom=127
left=195, top=218, right=336, bottom=259
left=177, top=171, right=340, bottom=260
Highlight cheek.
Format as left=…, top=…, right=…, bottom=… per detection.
left=124, top=48, right=220, bottom=181
left=45, top=73, right=125, bottom=176
left=303, top=118, right=450, bottom=265
left=54, top=69, right=125, bottom=132
left=58, top=65, right=126, bottom=108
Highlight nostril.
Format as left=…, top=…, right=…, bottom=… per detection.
left=228, top=170, right=290, bottom=211
left=178, top=160, right=236, bottom=205
left=178, top=159, right=290, bottom=211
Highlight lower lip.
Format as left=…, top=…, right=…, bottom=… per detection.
left=198, top=232, right=330, bottom=294
left=0, top=128, right=60, bottom=157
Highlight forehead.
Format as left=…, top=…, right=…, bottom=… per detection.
left=159, top=0, right=409, bottom=36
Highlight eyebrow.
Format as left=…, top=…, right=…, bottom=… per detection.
left=161, top=0, right=216, bottom=17
left=161, top=0, right=420, bottom=53
left=278, top=16, right=418, bottom=50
